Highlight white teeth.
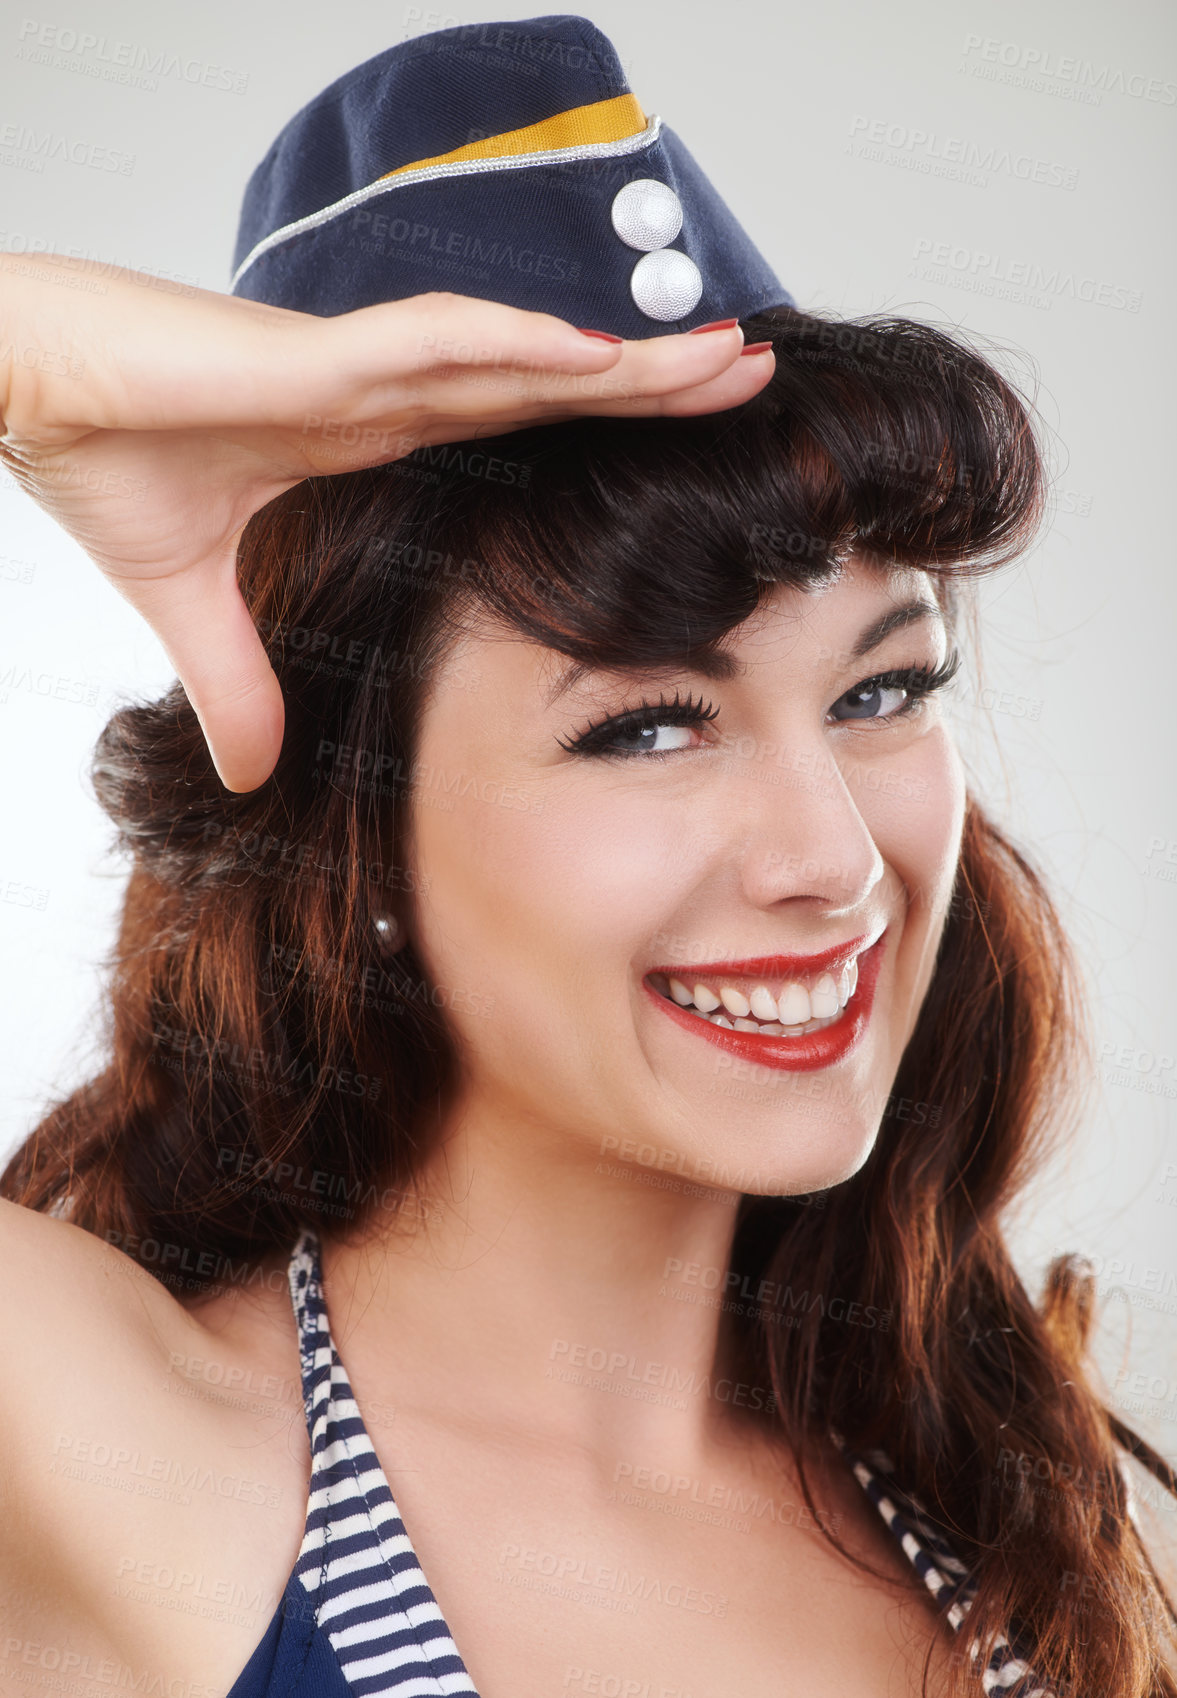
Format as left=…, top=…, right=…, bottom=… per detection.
left=651, top=943, right=870, bottom=1038
left=775, top=981, right=812, bottom=1027
left=676, top=1004, right=845, bottom=1037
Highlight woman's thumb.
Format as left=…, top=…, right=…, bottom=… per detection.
left=114, top=548, right=286, bottom=794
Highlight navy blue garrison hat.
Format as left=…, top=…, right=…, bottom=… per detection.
left=229, top=12, right=795, bottom=336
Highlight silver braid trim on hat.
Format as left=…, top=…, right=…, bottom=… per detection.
left=230, top=112, right=665, bottom=291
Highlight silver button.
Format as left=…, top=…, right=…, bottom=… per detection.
left=629, top=248, right=703, bottom=321
left=610, top=178, right=684, bottom=253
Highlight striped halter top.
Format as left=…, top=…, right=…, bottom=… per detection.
left=225, top=1225, right=1057, bottom=1697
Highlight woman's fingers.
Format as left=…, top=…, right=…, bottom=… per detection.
left=397, top=347, right=776, bottom=455
left=2, top=258, right=768, bottom=469
left=307, top=299, right=770, bottom=466
left=112, top=539, right=286, bottom=794
left=326, top=289, right=744, bottom=394
left=635, top=342, right=776, bottom=417
left=318, top=292, right=756, bottom=424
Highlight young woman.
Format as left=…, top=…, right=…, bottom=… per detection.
left=2, top=17, right=1175, bottom=1698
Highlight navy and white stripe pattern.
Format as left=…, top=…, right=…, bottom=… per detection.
left=286, top=1227, right=1055, bottom=1696
left=828, top=1430, right=1056, bottom=1696
left=287, top=1226, right=480, bottom=1695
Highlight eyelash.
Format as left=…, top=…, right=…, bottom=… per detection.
left=555, top=651, right=963, bottom=761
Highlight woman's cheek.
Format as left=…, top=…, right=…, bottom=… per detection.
left=847, top=724, right=967, bottom=914
left=411, top=772, right=681, bottom=1005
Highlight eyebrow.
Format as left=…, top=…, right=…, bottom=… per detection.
left=542, top=596, right=943, bottom=707
left=851, top=597, right=944, bottom=660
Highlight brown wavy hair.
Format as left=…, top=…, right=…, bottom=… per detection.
left=5, top=302, right=1175, bottom=1694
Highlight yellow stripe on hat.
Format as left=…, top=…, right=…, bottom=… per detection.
left=377, top=91, right=647, bottom=180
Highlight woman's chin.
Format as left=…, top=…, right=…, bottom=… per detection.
left=600, top=1111, right=881, bottom=1202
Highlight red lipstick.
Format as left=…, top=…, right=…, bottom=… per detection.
left=643, top=930, right=887, bottom=1072
left=645, top=931, right=878, bottom=984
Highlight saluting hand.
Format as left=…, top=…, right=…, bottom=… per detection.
left=0, top=255, right=772, bottom=792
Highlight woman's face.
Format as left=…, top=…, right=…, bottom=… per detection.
left=399, top=553, right=967, bottom=1197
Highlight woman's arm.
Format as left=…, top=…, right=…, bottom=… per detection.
left=0, top=1197, right=196, bottom=1615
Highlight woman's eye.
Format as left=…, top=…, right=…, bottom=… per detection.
left=557, top=658, right=958, bottom=761
left=602, top=722, right=698, bottom=757
left=556, top=690, right=720, bottom=761
left=829, top=680, right=912, bottom=722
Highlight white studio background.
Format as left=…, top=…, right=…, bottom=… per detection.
left=2, top=0, right=1175, bottom=1459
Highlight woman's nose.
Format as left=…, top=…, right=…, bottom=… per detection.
left=721, top=736, right=886, bottom=914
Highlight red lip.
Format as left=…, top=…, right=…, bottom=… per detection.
left=642, top=931, right=887, bottom=1073
left=646, top=930, right=880, bottom=984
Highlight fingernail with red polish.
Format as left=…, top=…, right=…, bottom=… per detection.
left=740, top=341, right=774, bottom=356
left=688, top=318, right=739, bottom=334
left=577, top=328, right=623, bottom=342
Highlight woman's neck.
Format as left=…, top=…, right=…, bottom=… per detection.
left=318, top=1098, right=763, bottom=1472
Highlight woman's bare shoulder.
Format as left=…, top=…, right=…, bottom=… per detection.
left=0, top=1198, right=309, bottom=1682
left=0, top=1200, right=195, bottom=1591
left=0, top=1195, right=197, bottom=1355
left=0, top=1196, right=301, bottom=1397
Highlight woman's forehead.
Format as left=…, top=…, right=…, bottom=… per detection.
left=427, top=555, right=944, bottom=711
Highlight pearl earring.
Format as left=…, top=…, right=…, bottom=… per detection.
left=373, top=913, right=402, bottom=947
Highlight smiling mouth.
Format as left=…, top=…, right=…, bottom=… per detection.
left=645, top=956, right=860, bottom=1038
